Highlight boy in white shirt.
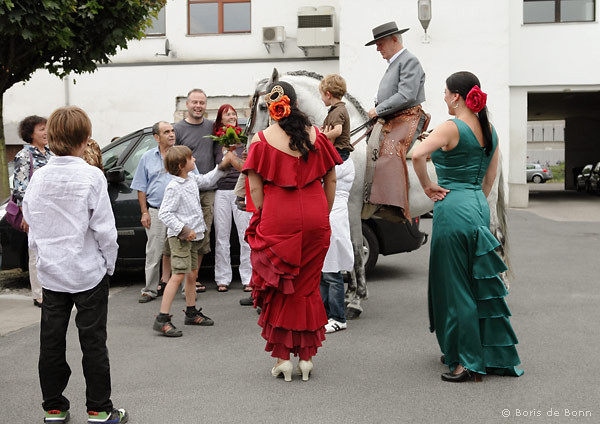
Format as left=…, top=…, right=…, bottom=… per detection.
left=23, top=106, right=127, bottom=423
left=155, top=145, right=235, bottom=336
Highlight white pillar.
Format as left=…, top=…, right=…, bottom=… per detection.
left=508, top=87, right=528, bottom=207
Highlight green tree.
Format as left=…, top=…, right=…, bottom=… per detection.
left=0, top=0, right=165, bottom=199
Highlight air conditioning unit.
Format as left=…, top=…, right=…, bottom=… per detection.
left=263, top=26, right=285, bottom=43
left=297, top=6, right=335, bottom=53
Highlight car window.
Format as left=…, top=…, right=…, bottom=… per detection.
left=103, top=138, right=137, bottom=171
left=527, top=165, right=534, bottom=170
left=122, top=134, right=157, bottom=181
left=594, top=163, right=600, bottom=172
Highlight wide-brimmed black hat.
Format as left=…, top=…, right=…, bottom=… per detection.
left=365, top=21, right=409, bottom=46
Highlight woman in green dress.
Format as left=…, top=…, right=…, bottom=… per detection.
left=412, top=71, right=523, bottom=382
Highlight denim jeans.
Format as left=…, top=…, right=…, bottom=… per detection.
left=39, top=276, right=113, bottom=413
left=320, top=272, right=346, bottom=323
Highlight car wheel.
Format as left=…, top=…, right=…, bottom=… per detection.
left=532, top=175, right=542, bottom=184
left=361, top=222, right=379, bottom=274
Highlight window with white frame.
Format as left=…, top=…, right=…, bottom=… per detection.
left=524, top=0, right=595, bottom=23
left=188, top=0, right=251, bottom=35
left=145, top=7, right=166, bottom=36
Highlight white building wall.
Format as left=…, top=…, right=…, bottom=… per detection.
left=509, top=4, right=600, bottom=86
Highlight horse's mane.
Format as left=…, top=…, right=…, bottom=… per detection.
left=286, top=70, right=369, bottom=121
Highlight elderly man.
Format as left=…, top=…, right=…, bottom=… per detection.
left=346, top=22, right=429, bottom=320
left=174, top=89, right=220, bottom=292
left=131, top=121, right=176, bottom=303
left=363, top=20, right=429, bottom=216
left=367, top=21, right=426, bottom=120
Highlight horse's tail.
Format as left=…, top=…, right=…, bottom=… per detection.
left=496, top=165, right=513, bottom=286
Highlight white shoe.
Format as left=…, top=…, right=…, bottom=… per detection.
left=271, top=360, right=293, bottom=382
left=325, top=319, right=347, bottom=333
left=297, top=359, right=313, bottom=381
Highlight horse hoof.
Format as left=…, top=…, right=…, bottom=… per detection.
left=345, top=307, right=362, bottom=320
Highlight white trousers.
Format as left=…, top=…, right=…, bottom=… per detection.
left=142, top=207, right=167, bottom=296
left=214, top=189, right=252, bottom=286
left=28, top=248, right=42, bottom=300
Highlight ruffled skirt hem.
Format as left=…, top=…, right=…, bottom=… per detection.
left=438, top=226, right=523, bottom=376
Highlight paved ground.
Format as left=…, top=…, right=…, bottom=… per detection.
left=0, top=187, right=598, bottom=423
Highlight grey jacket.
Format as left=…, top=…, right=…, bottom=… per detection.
left=375, top=49, right=426, bottom=117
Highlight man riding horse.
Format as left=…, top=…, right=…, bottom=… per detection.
left=345, top=21, right=430, bottom=319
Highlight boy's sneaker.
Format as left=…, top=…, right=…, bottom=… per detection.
left=88, top=408, right=128, bottom=423
left=44, top=410, right=70, bottom=422
left=153, top=315, right=182, bottom=337
left=325, top=319, right=347, bottom=333
left=184, top=308, right=214, bottom=326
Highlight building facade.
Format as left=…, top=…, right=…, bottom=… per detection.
left=3, top=0, right=599, bottom=206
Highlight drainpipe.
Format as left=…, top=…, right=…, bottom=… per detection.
left=64, top=75, right=70, bottom=106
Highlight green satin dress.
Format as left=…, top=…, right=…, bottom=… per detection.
left=429, top=119, right=523, bottom=377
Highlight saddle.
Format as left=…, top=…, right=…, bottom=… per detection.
left=362, top=105, right=430, bottom=222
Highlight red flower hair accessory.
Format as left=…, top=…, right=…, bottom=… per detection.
left=465, top=85, right=487, bottom=113
left=268, top=95, right=291, bottom=121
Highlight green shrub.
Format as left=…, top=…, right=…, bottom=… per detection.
left=549, top=163, right=565, bottom=182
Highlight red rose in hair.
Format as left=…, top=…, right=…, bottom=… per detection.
left=465, top=85, right=487, bottom=113
left=268, top=95, right=291, bottom=120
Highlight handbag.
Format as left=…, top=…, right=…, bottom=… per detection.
left=5, top=151, right=34, bottom=232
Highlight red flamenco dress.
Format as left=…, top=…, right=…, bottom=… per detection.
left=243, top=129, right=342, bottom=360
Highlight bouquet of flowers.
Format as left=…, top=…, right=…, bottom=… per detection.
left=205, top=125, right=248, bottom=149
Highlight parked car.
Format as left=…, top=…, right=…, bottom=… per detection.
left=587, top=162, right=600, bottom=195
left=576, top=164, right=593, bottom=192
left=526, top=163, right=553, bottom=183
left=1, top=126, right=427, bottom=274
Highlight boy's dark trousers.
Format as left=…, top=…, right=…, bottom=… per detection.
left=39, top=275, right=113, bottom=413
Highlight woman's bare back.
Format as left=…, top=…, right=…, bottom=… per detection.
left=257, top=124, right=317, bottom=157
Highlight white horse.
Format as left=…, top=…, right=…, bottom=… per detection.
left=245, top=69, right=509, bottom=317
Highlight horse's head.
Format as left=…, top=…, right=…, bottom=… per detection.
left=246, top=68, right=279, bottom=139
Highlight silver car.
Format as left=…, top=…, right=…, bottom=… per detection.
left=526, top=163, right=553, bottom=183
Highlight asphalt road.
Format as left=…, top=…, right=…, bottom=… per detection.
left=0, top=187, right=598, bottom=424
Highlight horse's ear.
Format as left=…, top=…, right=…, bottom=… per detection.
left=270, top=68, right=279, bottom=83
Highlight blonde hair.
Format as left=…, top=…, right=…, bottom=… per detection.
left=319, top=74, right=347, bottom=99
left=47, top=106, right=92, bottom=156
left=164, top=145, right=192, bottom=176
left=83, top=138, right=104, bottom=171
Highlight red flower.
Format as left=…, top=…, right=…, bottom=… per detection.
left=465, top=85, right=487, bottom=113
left=216, top=128, right=225, bottom=136
left=268, top=95, right=291, bottom=120
left=234, top=126, right=242, bottom=135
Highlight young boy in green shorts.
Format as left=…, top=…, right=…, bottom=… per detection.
left=154, top=145, right=235, bottom=336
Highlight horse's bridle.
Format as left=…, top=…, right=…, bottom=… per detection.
left=245, top=89, right=268, bottom=138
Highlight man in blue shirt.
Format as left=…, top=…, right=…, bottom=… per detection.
left=131, top=121, right=176, bottom=303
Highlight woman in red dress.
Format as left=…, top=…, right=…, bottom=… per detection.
left=243, top=81, right=342, bottom=381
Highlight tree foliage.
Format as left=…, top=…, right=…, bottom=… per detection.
left=0, top=0, right=165, bottom=199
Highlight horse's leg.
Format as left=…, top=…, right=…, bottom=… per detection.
left=346, top=190, right=366, bottom=319
left=345, top=143, right=368, bottom=319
